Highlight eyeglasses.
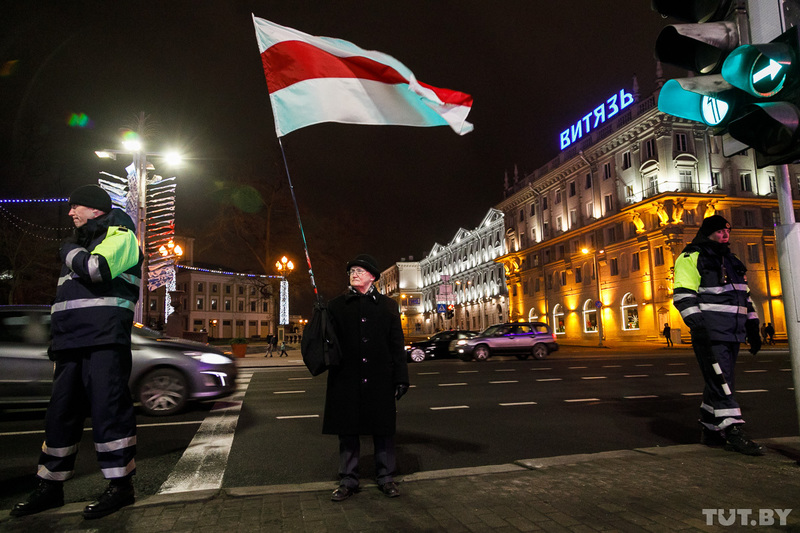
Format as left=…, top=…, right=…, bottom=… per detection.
left=348, top=267, right=369, bottom=277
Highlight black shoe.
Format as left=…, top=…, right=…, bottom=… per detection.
left=10, top=479, right=64, bottom=517
left=724, top=425, right=765, bottom=456
left=379, top=481, right=400, bottom=498
left=331, top=485, right=357, bottom=502
left=82, top=483, right=135, bottom=519
left=700, top=427, right=726, bottom=447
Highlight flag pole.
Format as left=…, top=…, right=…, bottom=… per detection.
left=277, top=136, right=321, bottom=305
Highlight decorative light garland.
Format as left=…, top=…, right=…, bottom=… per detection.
left=0, top=197, right=68, bottom=204
left=177, top=264, right=283, bottom=279
left=0, top=205, right=73, bottom=232
left=0, top=206, right=70, bottom=241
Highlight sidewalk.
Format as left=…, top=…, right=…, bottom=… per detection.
left=2, top=438, right=798, bottom=532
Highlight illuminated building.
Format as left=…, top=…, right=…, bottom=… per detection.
left=496, top=85, right=799, bottom=344
left=378, top=259, right=423, bottom=335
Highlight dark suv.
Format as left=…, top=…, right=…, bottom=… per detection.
left=454, top=322, right=558, bottom=361
left=406, top=330, right=477, bottom=362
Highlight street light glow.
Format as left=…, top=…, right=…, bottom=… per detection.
left=163, top=151, right=183, bottom=166
left=122, top=139, right=142, bottom=152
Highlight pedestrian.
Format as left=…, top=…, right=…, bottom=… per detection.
left=673, top=215, right=763, bottom=456
left=662, top=323, right=673, bottom=347
left=765, top=323, right=775, bottom=345
left=272, top=334, right=278, bottom=354
left=279, top=340, right=288, bottom=357
left=324, top=254, right=409, bottom=501
left=11, top=185, right=143, bottom=519
left=760, top=323, right=767, bottom=344
left=265, top=334, right=274, bottom=357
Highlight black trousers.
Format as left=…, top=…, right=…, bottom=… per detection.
left=338, top=434, right=396, bottom=488
left=694, top=341, right=743, bottom=433
left=37, top=345, right=137, bottom=481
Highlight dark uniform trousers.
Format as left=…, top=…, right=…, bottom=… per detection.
left=338, top=434, right=396, bottom=489
left=694, top=341, right=743, bottom=432
left=37, top=345, right=137, bottom=481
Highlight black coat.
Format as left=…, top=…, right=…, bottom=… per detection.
left=322, top=287, right=409, bottom=436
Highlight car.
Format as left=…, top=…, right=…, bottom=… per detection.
left=0, top=305, right=238, bottom=416
left=454, top=322, right=558, bottom=361
left=405, top=330, right=477, bottom=362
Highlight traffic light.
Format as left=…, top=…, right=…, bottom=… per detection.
left=445, top=304, right=454, bottom=319
left=653, top=0, right=744, bottom=129
left=721, top=26, right=800, bottom=167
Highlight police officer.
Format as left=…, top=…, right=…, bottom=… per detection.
left=11, top=185, right=143, bottom=519
left=673, top=214, right=763, bottom=456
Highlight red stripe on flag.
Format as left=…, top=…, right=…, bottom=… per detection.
left=417, top=79, right=473, bottom=108
left=261, top=41, right=408, bottom=93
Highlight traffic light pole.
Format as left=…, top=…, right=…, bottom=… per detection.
left=774, top=164, right=800, bottom=433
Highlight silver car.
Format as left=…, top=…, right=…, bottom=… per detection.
left=0, top=305, right=237, bottom=416
left=454, top=322, right=559, bottom=361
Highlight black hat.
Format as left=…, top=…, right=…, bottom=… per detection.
left=346, top=254, right=381, bottom=280
left=68, top=185, right=112, bottom=213
left=700, top=214, right=731, bottom=236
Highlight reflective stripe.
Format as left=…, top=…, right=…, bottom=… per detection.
left=701, top=402, right=714, bottom=414
left=715, top=407, right=741, bottom=417
left=51, top=297, right=135, bottom=313
left=719, top=417, right=744, bottom=430
left=679, top=306, right=701, bottom=318
left=57, top=274, right=74, bottom=287
left=697, top=303, right=748, bottom=315
left=698, top=283, right=748, bottom=294
left=101, top=459, right=136, bottom=479
left=118, top=272, right=142, bottom=288
left=88, top=254, right=103, bottom=283
left=95, top=435, right=137, bottom=452
left=672, top=292, right=695, bottom=303
left=37, top=464, right=73, bottom=481
left=65, top=247, right=83, bottom=269
left=712, top=363, right=722, bottom=376
left=41, top=441, right=80, bottom=458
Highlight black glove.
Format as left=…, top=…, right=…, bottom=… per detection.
left=745, top=319, right=762, bottom=355
left=690, top=325, right=712, bottom=348
left=395, top=384, right=409, bottom=401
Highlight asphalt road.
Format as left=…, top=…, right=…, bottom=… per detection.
left=0, top=349, right=796, bottom=511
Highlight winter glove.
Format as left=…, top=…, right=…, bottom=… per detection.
left=690, top=325, right=712, bottom=348
left=395, top=384, right=409, bottom=401
left=746, top=319, right=762, bottom=355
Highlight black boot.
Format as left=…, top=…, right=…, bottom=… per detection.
left=724, top=425, right=765, bottom=456
left=82, top=480, right=135, bottom=519
left=10, top=479, right=64, bottom=517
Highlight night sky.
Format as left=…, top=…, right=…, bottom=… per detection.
left=1, top=1, right=678, bottom=303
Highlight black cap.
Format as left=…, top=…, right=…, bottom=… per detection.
left=700, top=214, right=731, bottom=236
left=346, top=254, right=381, bottom=280
left=68, top=185, right=112, bottom=213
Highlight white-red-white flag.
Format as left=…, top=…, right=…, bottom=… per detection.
left=252, top=16, right=474, bottom=137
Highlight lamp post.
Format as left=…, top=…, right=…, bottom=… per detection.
left=274, top=256, right=294, bottom=341
left=95, top=141, right=181, bottom=324
left=401, top=294, right=409, bottom=334
left=582, top=247, right=605, bottom=347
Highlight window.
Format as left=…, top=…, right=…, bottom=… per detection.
left=263, top=301, right=269, bottom=312
left=211, top=284, right=218, bottom=293
left=250, top=301, right=257, bottom=312
left=747, top=244, right=760, bottom=263
left=585, top=172, right=593, bottom=189
left=740, top=172, right=753, bottom=192
left=678, top=168, right=692, bottom=189
left=560, top=271, right=567, bottom=286
left=768, top=173, right=776, bottom=193
left=675, top=133, right=688, bottom=152
left=586, top=202, right=594, bottom=219
left=569, top=181, right=576, bottom=197
left=743, top=210, right=756, bottom=227
left=606, top=226, right=617, bottom=244
left=603, top=162, right=612, bottom=180
left=583, top=300, right=598, bottom=333
left=625, top=185, right=634, bottom=201
left=604, top=194, right=614, bottom=214
left=621, top=293, right=639, bottom=330
left=225, top=285, right=231, bottom=294
left=644, top=138, right=657, bottom=160
left=609, top=257, right=619, bottom=276
left=530, top=203, right=536, bottom=217
left=534, top=277, right=540, bottom=293
left=654, top=246, right=665, bottom=266
left=631, top=252, right=640, bottom=272
left=575, top=267, right=582, bottom=284
left=197, top=282, right=204, bottom=292
left=225, top=299, right=231, bottom=311
left=148, top=298, right=157, bottom=311
left=238, top=300, right=244, bottom=312
left=554, top=190, right=562, bottom=204
left=711, top=171, right=722, bottom=190
left=622, top=152, right=631, bottom=170
left=211, top=298, right=218, bottom=311
left=553, top=304, right=565, bottom=334
left=570, top=209, right=578, bottom=229
left=556, top=216, right=563, bottom=232
left=519, top=209, right=524, bottom=222
left=238, top=286, right=244, bottom=295
left=196, top=298, right=204, bottom=310
left=542, top=197, right=549, bottom=210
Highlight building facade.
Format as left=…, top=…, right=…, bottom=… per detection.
left=419, top=208, right=508, bottom=334
left=497, top=88, right=798, bottom=345
left=378, top=259, right=424, bottom=335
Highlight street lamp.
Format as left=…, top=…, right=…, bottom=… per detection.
left=582, top=247, right=605, bottom=347
left=401, top=294, right=409, bottom=334
left=274, top=256, right=294, bottom=339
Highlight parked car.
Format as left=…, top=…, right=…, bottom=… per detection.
left=454, top=322, right=558, bottom=361
left=406, top=330, right=477, bottom=362
left=0, top=305, right=238, bottom=416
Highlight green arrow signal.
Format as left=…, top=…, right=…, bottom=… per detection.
left=753, top=58, right=783, bottom=83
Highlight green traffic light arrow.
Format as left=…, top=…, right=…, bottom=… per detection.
left=753, top=59, right=783, bottom=83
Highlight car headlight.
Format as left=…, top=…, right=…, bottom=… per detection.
left=456, top=339, right=467, bottom=346
left=188, top=352, right=233, bottom=364
left=405, top=345, right=411, bottom=351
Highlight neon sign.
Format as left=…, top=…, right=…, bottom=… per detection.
left=559, top=89, right=634, bottom=150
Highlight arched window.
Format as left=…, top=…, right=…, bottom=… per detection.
left=553, top=304, right=565, bottom=334
left=621, top=292, right=639, bottom=330
left=528, top=308, right=540, bottom=322
left=583, top=299, right=598, bottom=333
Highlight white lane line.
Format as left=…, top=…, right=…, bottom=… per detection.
left=439, top=382, right=468, bottom=387
left=0, top=420, right=203, bottom=438
left=624, top=395, right=659, bottom=399
left=530, top=368, right=552, bottom=371
left=495, top=369, right=516, bottom=372
left=780, top=368, right=792, bottom=372
left=636, top=364, right=654, bottom=367
left=666, top=373, right=690, bottom=376
left=568, top=366, right=588, bottom=369
left=581, top=376, right=607, bottom=380
left=273, top=390, right=306, bottom=394
left=681, top=392, right=703, bottom=396
left=624, top=374, right=649, bottom=378
left=744, top=370, right=768, bottom=373
left=276, top=414, right=319, bottom=420
left=602, top=365, right=621, bottom=368
left=157, top=376, right=250, bottom=495
left=668, top=362, right=687, bottom=366
left=458, top=370, right=479, bottom=374
left=288, top=377, right=312, bottom=381
left=489, top=380, right=519, bottom=384
left=418, top=372, right=440, bottom=375
left=738, top=389, right=769, bottom=393
left=430, top=405, right=469, bottom=410
left=564, top=398, right=600, bottom=403
left=537, top=378, right=563, bottom=382
left=499, top=401, right=538, bottom=406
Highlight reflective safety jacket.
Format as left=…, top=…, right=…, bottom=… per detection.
left=672, top=237, right=757, bottom=343
left=51, top=209, right=143, bottom=351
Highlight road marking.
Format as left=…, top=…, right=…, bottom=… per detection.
left=668, top=362, right=687, bottom=366
left=273, top=390, right=306, bottom=394
left=624, top=395, right=659, bottom=399
left=418, top=372, right=440, bottom=375
left=288, top=377, right=312, bottom=381
left=624, top=374, right=649, bottom=378
left=458, top=370, right=479, bottom=374
left=489, top=380, right=519, bottom=384
left=780, top=368, right=792, bottom=372
left=636, top=364, right=654, bottom=367
left=499, top=401, right=537, bottom=406
left=744, top=370, right=768, bottom=373
left=681, top=392, right=703, bottom=396
left=581, top=376, right=607, bottom=380
left=0, top=420, right=204, bottom=438
left=495, top=369, right=516, bottom=372
left=602, top=365, right=621, bottom=368
left=666, top=373, right=690, bottom=376
left=276, top=414, right=319, bottom=419
left=738, top=389, right=769, bottom=393
left=430, top=405, right=469, bottom=410
left=564, top=398, right=600, bottom=403
left=568, top=366, right=588, bottom=369
left=439, top=382, right=468, bottom=387
left=536, top=378, right=563, bottom=382
left=530, top=368, right=552, bottom=371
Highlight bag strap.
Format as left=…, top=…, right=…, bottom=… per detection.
left=320, top=305, right=330, bottom=367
